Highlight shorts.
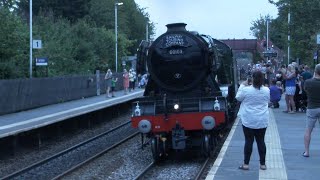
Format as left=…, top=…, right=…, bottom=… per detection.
left=106, top=79, right=112, bottom=87
left=285, top=86, right=296, bottom=96
left=111, top=87, right=115, bottom=92
left=306, top=108, right=320, bottom=129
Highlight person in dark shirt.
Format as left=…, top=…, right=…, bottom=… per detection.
left=303, top=64, right=320, bottom=157
left=269, top=79, right=281, bottom=108
left=297, top=67, right=311, bottom=111
left=301, top=65, right=313, bottom=81
left=294, top=76, right=303, bottom=112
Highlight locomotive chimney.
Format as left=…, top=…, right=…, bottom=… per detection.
left=166, top=23, right=187, bottom=32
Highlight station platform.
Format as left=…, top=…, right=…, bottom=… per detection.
left=206, top=98, right=320, bottom=180
left=0, top=89, right=144, bottom=139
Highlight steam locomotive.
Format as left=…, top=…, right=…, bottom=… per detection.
left=131, top=23, right=238, bottom=161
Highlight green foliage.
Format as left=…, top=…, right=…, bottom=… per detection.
left=0, top=8, right=29, bottom=79
left=250, top=15, right=272, bottom=40
left=17, top=0, right=90, bottom=22
left=88, top=0, right=153, bottom=55
left=88, top=0, right=115, bottom=28
left=32, top=15, right=117, bottom=76
left=0, top=0, right=17, bottom=9
left=251, top=0, right=320, bottom=65
left=0, top=0, right=153, bottom=79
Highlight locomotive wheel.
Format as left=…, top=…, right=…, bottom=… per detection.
left=151, top=137, right=161, bottom=162
left=151, top=137, right=159, bottom=161
left=151, top=137, right=167, bottom=162
left=202, top=134, right=214, bottom=157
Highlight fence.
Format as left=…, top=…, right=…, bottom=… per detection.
left=0, top=73, right=124, bottom=115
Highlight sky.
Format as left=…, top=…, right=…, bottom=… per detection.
left=134, top=0, right=279, bottom=40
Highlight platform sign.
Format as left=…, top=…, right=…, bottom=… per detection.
left=33, top=40, right=42, bottom=49
left=35, top=57, right=48, bottom=66
left=263, top=51, right=278, bottom=58
left=317, top=34, right=320, bottom=45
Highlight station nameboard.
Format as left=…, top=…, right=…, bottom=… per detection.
left=263, top=51, right=278, bottom=58
left=35, top=57, right=48, bottom=66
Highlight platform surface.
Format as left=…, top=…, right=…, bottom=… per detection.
left=206, top=98, right=320, bottom=180
left=0, top=90, right=144, bottom=139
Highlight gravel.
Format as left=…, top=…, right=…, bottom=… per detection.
left=0, top=113, right=132, bottom=178
left=61, top=137, right=206, bottom=180
left=142, top=156, right=204, bottom=180
left=62, top=136, right=153, bottom=180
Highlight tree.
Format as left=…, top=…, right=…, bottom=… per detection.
left=252, top=0, right=320, bottom=65
left=250, top=15, right=273, bottom=40
left=0, top=0, right=17, bottom=9
left=88, top=0, right=153, bottom=55
left=17, top=0, right=91, bottom=22
left=0, top=8, right=28, bottom=79
left=0, top=0, right=154, bottom=79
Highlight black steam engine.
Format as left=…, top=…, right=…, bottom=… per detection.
left=132, top=23, right=238, bottom=161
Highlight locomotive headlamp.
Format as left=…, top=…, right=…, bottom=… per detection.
left=138, top=119, right=152, bottom=133
left=201, top=116, right=215, bottom=130
left=174, top=103, right=180, bottom=110
left=213, top=97, right=220, bottom=111
left=134, top=102, right=141, bottom=116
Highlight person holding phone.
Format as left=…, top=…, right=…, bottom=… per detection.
left=236, top=71, right=270, bottom=171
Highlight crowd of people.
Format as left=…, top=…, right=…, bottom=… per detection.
left=243, top=61, right=313, bottom=113
left=104, top=68, right=148, bottom=98
left=237, top=60, right=320, bottom=171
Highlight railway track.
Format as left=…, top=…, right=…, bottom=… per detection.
left=2, top=121, right=138, bottom=180
left=195, top=157, right=210, bottom=180
left=134, top=157, right=209, bottom=180
left=134, top=161, right=155, bottom=180
left=133, top=120, right=234, bottom=180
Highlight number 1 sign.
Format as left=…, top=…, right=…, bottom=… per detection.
left=32, top=40, right=42, bottom=49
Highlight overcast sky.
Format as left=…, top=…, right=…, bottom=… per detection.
left=134, top=0, right=279, bottom=40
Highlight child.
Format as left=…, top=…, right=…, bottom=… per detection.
left=111, top=76, right=118, bottom=97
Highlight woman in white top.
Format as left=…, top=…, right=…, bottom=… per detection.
left=236, top=70, right=270, bottom=171
left=104, top=69, right=112, bottom=97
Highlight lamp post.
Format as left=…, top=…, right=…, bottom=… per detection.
left=115, top=2, right=123, bottom=72
left=288, top=5, right=291, bottom=65
left=266, top=17, right=269, bottom=50
left=146, top=22, right=149, bottom=41
left=266, top=17, right=270, bottom=62
left=29, top=0, right=33, bottom=78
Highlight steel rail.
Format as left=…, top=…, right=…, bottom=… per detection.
left=133, top=162, right=155, bottom=180
left=52, top=132, right=139, bottom=179
left=195, top=157, right=210, bottom=180
left=2, top=121, right=132, bottom=180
